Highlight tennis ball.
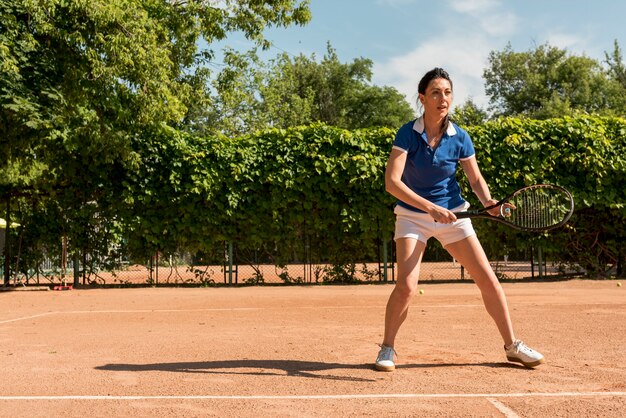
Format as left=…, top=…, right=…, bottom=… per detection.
left=419, top=289, right=424, bottom=295
left=618, top=282, right=622, bottom=287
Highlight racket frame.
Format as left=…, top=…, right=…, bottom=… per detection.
left=455, top=184, right=574, bottom=231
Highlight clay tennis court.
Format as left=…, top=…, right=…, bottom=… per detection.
left=1, top=280, right=624, bottom=417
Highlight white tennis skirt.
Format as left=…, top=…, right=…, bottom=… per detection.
left=394, top=202, right=476, bottom=246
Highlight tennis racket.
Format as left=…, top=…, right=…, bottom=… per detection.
left=455, top=184, right=574, bottom=231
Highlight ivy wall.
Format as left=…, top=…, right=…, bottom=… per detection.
left=4, top=116, right=626, bottom=283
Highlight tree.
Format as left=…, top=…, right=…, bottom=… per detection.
left=483, top=43, right=626, bottom=118
left=1, top=0, right=311, bottom=189
left=260, top=44, right=414, bottom=130
left=0, top=0, right=311, bottom=282
left=451, top=98, right=488, bottom=127
left=192, top=43, right=415, bottom=136
left=344, top=85, right=414, bottom=130
left=605, top=39, right=626, bottom=89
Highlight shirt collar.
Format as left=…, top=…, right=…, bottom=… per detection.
left=412, top=116, right=457, bottom=136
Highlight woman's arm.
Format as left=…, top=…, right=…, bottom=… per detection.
left=385, top=148, right=457, bottom=223
left=459, top=156, right=500, bottom=216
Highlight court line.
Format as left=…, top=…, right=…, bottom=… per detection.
left=0, top=304, right=495, bottom=324
left=0, top=312, right=57, bottom=324
left=1, top=301, right=623, bottom=325
left=0, top=308, right=262, bottom=325
left=487, top=397, right=521, bottom=418
left=1, top=392, right=625, bottom=401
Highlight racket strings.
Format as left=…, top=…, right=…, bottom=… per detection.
left=509, top=188, right=570, bottom=230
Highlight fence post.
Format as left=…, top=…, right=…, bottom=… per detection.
left=155, top=251, right=159, bottom=285
left=73, top=252, right=80, bottom=287
left=61, top=235, right=67, bottom=286
left=148, top=255, right=153, bottom=283
left=3, top=194, right=11, bottom=285
left=391, top=238, right=395, bottom=282
left=305, top=236, right=311, bottom=283
left=383, top=239, right=388, bottom=282
left=538, top=246, right=544, bottom=279
left=228, top=242, right=233, bottom=284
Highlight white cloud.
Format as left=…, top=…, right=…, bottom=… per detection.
left=544, top=32, right=587, bottom=51
left=371, top=0, right=525, bottom=112
left=478, top=12, right=518, bottom=36
left=449, top=0, right=500, bottom=15
left=375, top=0, right=418, bottom=6
left=448, top=0, right=499, bottom=14
left=448, top=0, right=518, bottom=36
left=372, top=34, right=493, bottom=111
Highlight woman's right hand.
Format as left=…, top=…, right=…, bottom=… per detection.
left=428, top=206, right=457, bottom=224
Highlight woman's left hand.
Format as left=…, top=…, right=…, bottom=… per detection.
left=484, top=199, right=515, bottom=217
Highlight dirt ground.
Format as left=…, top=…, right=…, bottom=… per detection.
left=0, top=280, right=624, bottom=417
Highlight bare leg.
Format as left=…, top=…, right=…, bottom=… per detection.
left=382, top=238, right=426, bottom=348
left=445, top=235, right=515, bottom=346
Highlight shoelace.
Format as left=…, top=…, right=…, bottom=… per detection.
left=505, top=340, right=521, bottom=353
left=510, top=340, right=535, bottom=355
left=519, top=342, right=537, bottom=355
left=377, top=344, right=398, bottom=360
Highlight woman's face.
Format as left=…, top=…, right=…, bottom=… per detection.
left=419, top=77, right=453, bottom=119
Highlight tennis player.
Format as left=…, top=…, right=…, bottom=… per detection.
left=375, top=68, right=545, bottom=371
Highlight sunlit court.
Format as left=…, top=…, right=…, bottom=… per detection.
left=3, top=0, right=626, bottom=417
left=1, top=280, right=624, bottom=417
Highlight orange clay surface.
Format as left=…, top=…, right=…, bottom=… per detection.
left=0, top=280, right=624, bottom=417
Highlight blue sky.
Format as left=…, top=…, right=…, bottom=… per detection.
left=219, top=0, right=626, bottom=112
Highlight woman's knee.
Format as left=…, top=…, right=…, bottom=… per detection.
left=474, top=273, right=504, bottom=295
left=394, top=276, right=420, bottom=299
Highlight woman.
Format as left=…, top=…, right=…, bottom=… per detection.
left=375, top=68, right=544, bottom=371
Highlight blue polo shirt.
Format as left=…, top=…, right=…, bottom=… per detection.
left=392, top=117, right=475, bottom=213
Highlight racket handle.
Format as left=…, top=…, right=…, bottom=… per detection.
left=455, top=211, right=473, bottom=219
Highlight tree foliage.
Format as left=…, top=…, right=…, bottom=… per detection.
left=3, top=3, right=625, bottom=284
left=451, top=98, right=488, bottom=127
left=191, top=43, right=415, bottom=136
left=121, top=124, right=396, bottom=265
left=7, top=116, right=626, bottom=282
left=94, top=115, right=626, bottom=280
left=1, top=0, right=311, bottom=190
left=261, top=43, right=414, bottom=130
left=1, top=0, right=311, bottom=282
left=483, top=43, right=626, bottom=119
left=465, top=116, right=626, bottom=276
left=604, top=39, right=626, bottom=89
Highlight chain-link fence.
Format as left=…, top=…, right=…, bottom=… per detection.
left=2, top=239, right=579, bottom=287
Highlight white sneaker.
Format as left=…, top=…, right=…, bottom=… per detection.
left=505, top=340, right=545, bottom=368
left=375, top=344, right=396, bottom=371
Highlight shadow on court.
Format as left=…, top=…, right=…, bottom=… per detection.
left=95, top=360, right=522, bottom=382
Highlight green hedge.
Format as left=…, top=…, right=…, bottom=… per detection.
left=6, top=115, right=626, bottom=279
left=121, top=115, right=625, bottom=276
left=465, top=116, right=626, bottom=275
left=122, top=124, right=397, bottom=266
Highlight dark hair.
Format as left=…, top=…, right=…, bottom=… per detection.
left=417, top=67, right=453, bottom=133
left=417, top=67, right=453, bottom=95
